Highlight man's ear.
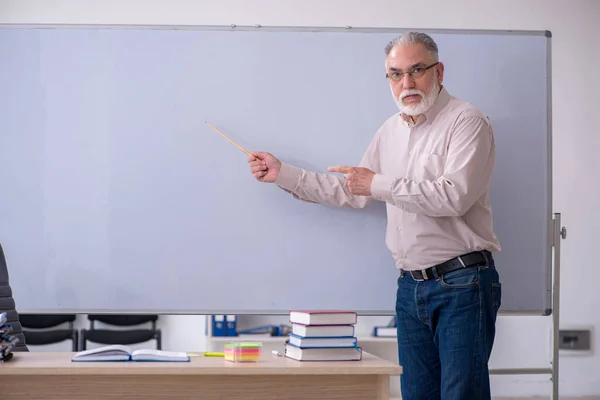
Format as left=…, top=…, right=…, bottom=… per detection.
left=436, top=62, right=445, bottom=84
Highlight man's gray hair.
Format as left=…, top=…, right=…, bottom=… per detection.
left=384, top=32, right=439, bottom=62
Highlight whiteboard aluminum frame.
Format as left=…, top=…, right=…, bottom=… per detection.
left=0, top=23, right=552, bottom=37
left=0, top=23, right=555, bottom=317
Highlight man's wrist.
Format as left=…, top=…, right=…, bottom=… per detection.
left=274, top=162, right=301, bottom=191
left=370, top=174, right=395, bottom=203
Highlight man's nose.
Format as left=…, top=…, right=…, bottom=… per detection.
left=402, top=73, right=416, bottom=89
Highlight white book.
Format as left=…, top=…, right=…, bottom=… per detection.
left=289, top=310, right=357, bottom=326
left=285, top=343, right=362, bottom=361
left=71, top=344, right=190, bottom=362
left=292, top=324, right=355, bottom=338
left=288, top=334, right=357, bottom=348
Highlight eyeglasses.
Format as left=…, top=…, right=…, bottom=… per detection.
left=385, top=62, right=439, bottom=82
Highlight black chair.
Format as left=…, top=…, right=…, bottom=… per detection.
left=80, top=314, right=161, bottom=350
left=20, top=314, right=79, bottom=351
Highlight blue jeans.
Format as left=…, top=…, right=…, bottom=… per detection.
left=396, top=257, right=501, bottom=400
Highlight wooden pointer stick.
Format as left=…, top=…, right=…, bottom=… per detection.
left=205, top=122, right=253, bottom=157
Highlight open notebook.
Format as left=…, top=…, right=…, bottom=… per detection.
left=71, top=344, right=190, bottom=362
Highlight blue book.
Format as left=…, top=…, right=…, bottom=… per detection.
left=287, top=333, right=357, bottom=348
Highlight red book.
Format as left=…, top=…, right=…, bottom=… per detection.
left=289, top=310, right=357, bottom=326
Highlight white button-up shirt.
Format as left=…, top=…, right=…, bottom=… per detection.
left=275, top=87, right=501, bottom=271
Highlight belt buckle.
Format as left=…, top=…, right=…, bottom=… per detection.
left=410, top=269, right=429, bottom=282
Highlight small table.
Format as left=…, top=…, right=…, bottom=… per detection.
left=0, top=351, right=402, bottom=400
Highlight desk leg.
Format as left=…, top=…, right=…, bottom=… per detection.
left=2, top=374, right=392, bottom=400
left=376, top=375, right=390, bottom=400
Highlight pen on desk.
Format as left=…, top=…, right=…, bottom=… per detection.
left=203, top=352, right=224, bottom=357
left=272, top=350, right=282, bottom=356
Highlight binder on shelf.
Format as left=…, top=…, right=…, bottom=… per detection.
left=372, top=315, right=397, bottom=337
left=225, top=315, right=237, bottom=336
left=211, top=315, right=226, bottom=336
left=236, top=324, right=284, bottom=336
left=372, top=326, right=397, bottom=337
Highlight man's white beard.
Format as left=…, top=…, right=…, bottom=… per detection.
left=394, top=80, right=440, bottom=116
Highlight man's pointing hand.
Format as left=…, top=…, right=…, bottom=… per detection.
left=328, top=165, right=375, bottom=196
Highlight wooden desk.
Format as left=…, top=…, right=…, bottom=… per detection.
left=0, top=351, right=402, bottom=400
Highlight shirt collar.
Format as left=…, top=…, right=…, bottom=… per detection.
left=400, top=86, right=450, bottom=127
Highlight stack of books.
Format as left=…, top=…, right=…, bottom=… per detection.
left=284, top=310, right=362, bottom=361
left=0, top=312, right=19, bottom=362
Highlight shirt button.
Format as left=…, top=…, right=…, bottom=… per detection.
left=397, top=226, right=402, bottom=231
left=401, top=254, right=407, bottom=259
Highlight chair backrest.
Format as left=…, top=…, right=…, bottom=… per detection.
left=20, top=314, right=77, bottom=329
left=87, top=314, right=158, bottom=329
left=82, top=314, right=161, bottom=350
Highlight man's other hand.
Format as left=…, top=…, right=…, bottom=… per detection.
left=248, top=152, right=282, bottom=183
left=328, top=166, right=375, bottom=196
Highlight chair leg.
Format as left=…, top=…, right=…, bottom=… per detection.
left=156, top=331, right=162, bottom=350
left=72, top=331, right=79, bottom=352
left=80, top=330, right=87, bottom=351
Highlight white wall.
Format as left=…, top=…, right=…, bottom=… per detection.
left=2, top=0, right=599, bottom=397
